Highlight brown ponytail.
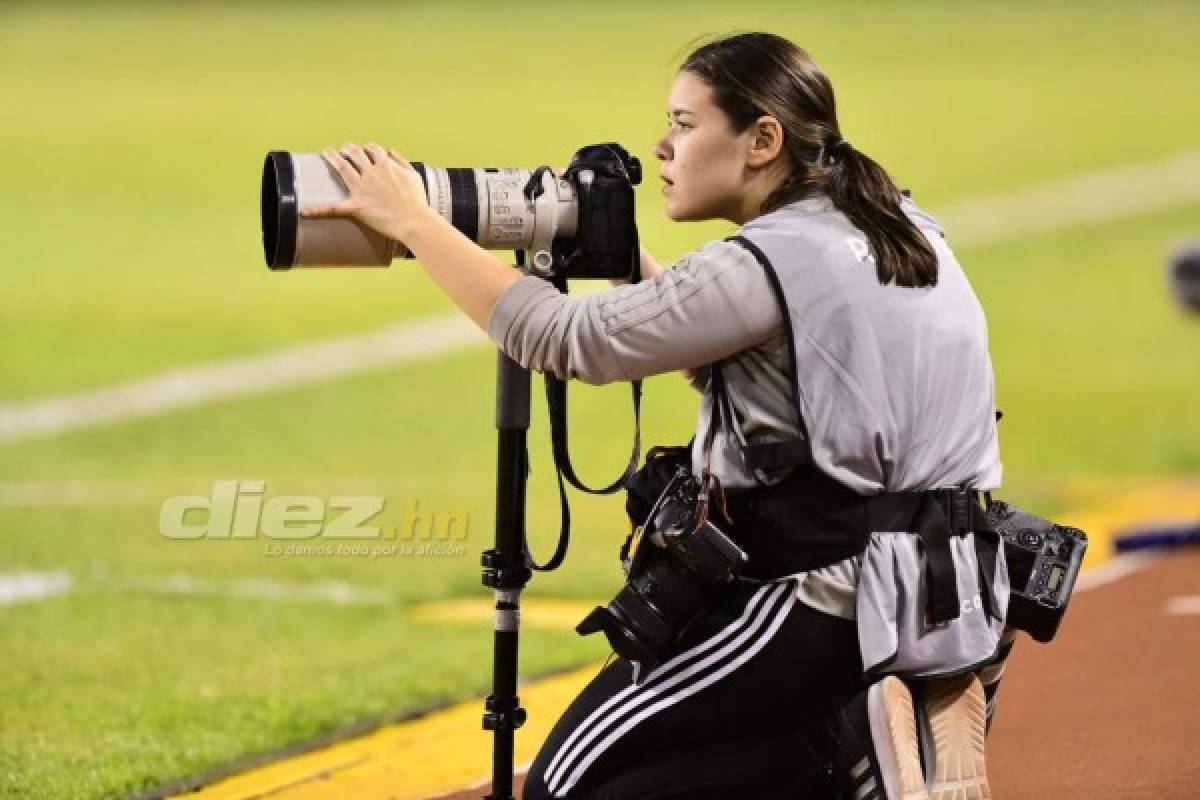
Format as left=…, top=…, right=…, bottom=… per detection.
left=681, top=32, right=938, bottom=288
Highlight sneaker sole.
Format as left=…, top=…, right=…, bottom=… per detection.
left=924, top=674, right=990, bottom=800
left=866, top=676, right=929, bottom=800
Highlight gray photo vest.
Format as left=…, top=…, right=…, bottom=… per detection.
left=711, top=195, right=1009, bottom=679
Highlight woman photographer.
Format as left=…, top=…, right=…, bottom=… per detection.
left=306, top=31, right=1007, bottom=800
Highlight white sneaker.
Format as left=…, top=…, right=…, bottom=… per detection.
left=917, top=673, right=991, bottom=800
left=835, top=676, right=929, bottom=800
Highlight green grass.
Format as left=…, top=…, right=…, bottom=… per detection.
left=977, top=202, right=1200, bottom=480
left=2, top=0, right=1199, bottom=399
left=1, top=1, right=1199, bottom=797
left=2, top=199, right=1198, bottom=796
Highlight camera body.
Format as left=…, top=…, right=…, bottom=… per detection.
left=987, top=500, right=1088, bottom=642
left=643, top=467, right=748, bottom=584
left=577, top=466, right=748, bottom=676
left=261, top=142, right=641, bottom=282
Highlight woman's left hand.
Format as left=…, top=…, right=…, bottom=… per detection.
left=300, top=142, right=430, bottom=243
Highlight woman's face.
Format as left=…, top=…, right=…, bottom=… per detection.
left=654, top=70, right=758, bottom=222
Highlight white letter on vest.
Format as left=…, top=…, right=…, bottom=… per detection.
left=846, top=236, right=874, bottom=264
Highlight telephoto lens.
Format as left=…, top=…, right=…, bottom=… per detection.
left=261, top=152, right=578, bottom=270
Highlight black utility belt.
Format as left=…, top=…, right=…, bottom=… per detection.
left=615, top=445, right=1087, bottom=650
left=722, top=473, right=1088, bottom=644
left=593, top=445, right=1008, bottom=673
left=722, top=473, right=998, bottom=626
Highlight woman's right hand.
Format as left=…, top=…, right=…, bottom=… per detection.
left=609, top=244, right=664, bottom=287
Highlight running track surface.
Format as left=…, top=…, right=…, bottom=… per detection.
left=436, top=549, right=1200, bottom=799
left=988, top=549, right=1200, bottom=799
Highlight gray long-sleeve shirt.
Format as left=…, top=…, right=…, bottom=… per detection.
left=486, top=238, right=802, bottom=483
left=485, top=196, right=1002, bottom=618
left=487, top=197, right=1000, bottom=494
left=486, top=238, right=780, bottom=387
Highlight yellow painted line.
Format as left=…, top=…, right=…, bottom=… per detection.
left=1056, top=478, right=1200, bottom=570
left=171, top=662, right=603, bottom=800
left=173, top=481, right=1200, bottom=800
left=408, top=597, right=601, bottom=630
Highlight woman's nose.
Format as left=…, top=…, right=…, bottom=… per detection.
left=654, top=136, right=671, bottom=162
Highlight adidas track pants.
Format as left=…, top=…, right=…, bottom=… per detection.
left=523, top=578, right=865, bottom=799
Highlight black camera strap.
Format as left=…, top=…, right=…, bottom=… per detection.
left=697, top=360, right=738, bottom=529
left=521, top=150, right=645, bottom=572
left=517, top=260, right=644, bottom=574
left=529, top=369, right=642, bottom=572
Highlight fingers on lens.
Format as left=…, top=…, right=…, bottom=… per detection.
left=322, top=148, right=361, bottom=185
left=337, top=143, right=369, bottom=171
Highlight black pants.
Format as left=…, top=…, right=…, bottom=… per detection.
left=523, top=578, right=865, bottom=799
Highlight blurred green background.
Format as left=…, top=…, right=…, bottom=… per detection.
left=1, top=1, right=1197, bottom=797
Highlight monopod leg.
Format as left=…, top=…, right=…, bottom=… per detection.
left=482, top=352, right=533, bottom=800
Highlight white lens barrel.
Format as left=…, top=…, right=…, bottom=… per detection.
left=261, top=152, right=578, bottom=272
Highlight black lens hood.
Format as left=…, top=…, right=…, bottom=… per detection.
left=261, top=151, right=297, bottom=269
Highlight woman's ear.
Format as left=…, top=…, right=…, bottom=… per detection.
left=745, top=115, right=785, bottom=168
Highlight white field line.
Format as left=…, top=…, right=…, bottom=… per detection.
left=2, top=149, right=1199, bottom=445
left=0, top=570, right=74, bottom=606
left=936, top=149, right=1200, bottom=249
left=0, top=570, right=394, bottom=608
left=0, top=313, right=483, bottom=443
left=0, top=480, right=161, bottom=506
left=1074, top=552, right=1158, bottom=592
left=107, top=573, right=394, bottom=607
left=0, top=477, right=404, bottom=506
left=0, top=547, right=1165, bottom=611
left=1165, top=594, right=1200, bottom=616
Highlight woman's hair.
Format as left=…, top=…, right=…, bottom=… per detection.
left=681, top=32, right=938, bottom=288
